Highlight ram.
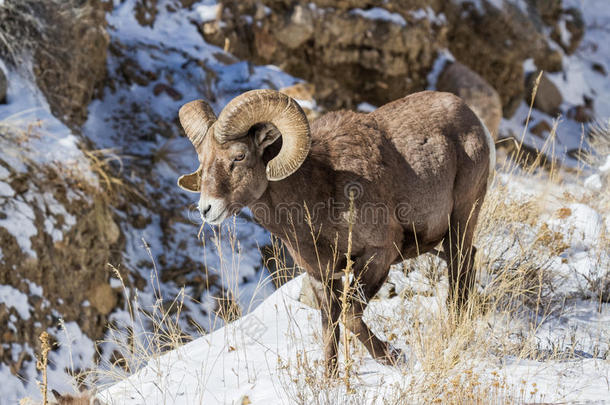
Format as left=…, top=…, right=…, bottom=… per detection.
left=177, top=89, right=495, bottom=373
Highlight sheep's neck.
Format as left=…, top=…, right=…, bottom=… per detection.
left=252, top=145, right=327, bottom=237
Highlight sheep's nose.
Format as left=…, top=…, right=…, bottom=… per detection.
left=201, top=204, right=211, bottom=217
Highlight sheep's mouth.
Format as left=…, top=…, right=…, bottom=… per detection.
left=205, top=207, right=228, bottom=225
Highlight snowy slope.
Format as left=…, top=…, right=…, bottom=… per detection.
left=500, top=0, right=610, bottom=163
left=99, top=154, right=610, bottom=403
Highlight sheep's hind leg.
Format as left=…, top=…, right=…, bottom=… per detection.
left=443, top=204, right=481, bottom=317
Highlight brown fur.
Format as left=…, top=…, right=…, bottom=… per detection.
left=188, top=91, right=491, bottom=373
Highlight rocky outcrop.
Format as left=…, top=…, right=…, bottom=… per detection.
left=201, top=0, right=580, bottom=119
left=0, top=0, right=109, bottom=128
left=0, top=127, right=124, bottom=381
left=443, top=1, right=564, bottom=118
left=202, top=1, right=446, bottom=110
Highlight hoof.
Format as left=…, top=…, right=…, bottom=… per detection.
left=383, top=346, right=408, bottom=367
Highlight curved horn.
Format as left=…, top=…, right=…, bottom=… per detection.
left=215, top=89, right=311, bottom=181
left=179, top=99, right=217, bottom=149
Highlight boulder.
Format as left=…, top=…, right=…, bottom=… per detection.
left=436, top=61, right=502, bottom=138
left=526, top=72, right=563, bottom=116
left=32, top=0, right=109, bottom=128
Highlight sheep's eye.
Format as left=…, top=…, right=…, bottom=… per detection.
left=234, top=153, right=245, bottom=162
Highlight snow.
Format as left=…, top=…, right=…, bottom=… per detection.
left=584, top=173, right=602, bottom=190
left=599, top=155, right=610, bottom=173
left=0, top=180, right=14, bottom=197
left=0, top=67, right=92, bottom=177
left=426, top=49, right=455, bottom=90
left=195, top=4, right=219, bottom=22
left=357, top=102, right=376, bottom=113
left=101, top=269, right=610, bottom=404
left=547, top=203, right=603, bottom=251
left=349, top=8, right=407, bottom=26
left=410, top=7, right=447, bottom=25
left=0, top=285, right=31, bottom=320
left=500, top=0, right=610, bottom=165
left=100, top=150, right=610, bottom=403
left=0, top=198, right=37, bottom=257
left=0, top=165, right=9, bottom=179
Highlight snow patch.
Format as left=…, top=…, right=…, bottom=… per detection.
left=0, top=181, right=14, bottom=197
left=599, top=155, right=610, bottom=173
left=357, top=102, right=377, bottom=113
left=547, top=203, right=602, bottom=252
left=350, top=8, right=406, bottom=26
left=0, top=198, right=38, bottom=257
left=195, top=4, right=219, bottom=22
left=410, top=7, right=446, bottom=24
left=426, top=49, right=455, bottom=90
left=0, top=285, right=31, bottom=320
left=583, top=174, right=602, bottom=190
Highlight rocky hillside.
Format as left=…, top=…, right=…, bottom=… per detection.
left=0, top=0, right=608, bottom=402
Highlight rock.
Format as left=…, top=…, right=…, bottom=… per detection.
left=135, top=0, right=159, bottom=26
left=280, top=82, right=320, bottom=121
left=153, top=83, right=183, bottom=101
left=567, top=103, right=594, bottom=123
left=275, top=5, right=314, bottom=49
left=0, top=69, right=6, bottom=104
left=204, top=1, right=565, bottom=117
left=526, top=72, right=563, bottom=116
left=436, top=61, right=502, bottom=138
left=88, top=283, right=117, bottom=316
left=530, top=120, right=553, bottom=138
left=526, top=0, right=563, bottom=27
left=592, top=63, right=607, bottom=76
left=0, top=125, right=125, bottom=374
left=535, top=49, right=563, bottom=73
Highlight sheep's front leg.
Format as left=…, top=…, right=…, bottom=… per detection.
left=340, top=250, right=397, bottom=364
left=309, top=276, right=341, bottom=376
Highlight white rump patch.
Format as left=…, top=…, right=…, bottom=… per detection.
left=479, top=118, right=496, bottom=185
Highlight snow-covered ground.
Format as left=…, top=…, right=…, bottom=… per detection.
left=100, top=164, right=610, bottom=403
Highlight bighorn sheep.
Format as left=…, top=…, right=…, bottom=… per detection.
left=178, top=89, right=495, bottom=372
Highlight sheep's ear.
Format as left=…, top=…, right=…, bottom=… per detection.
left=177, top=168, right=201, bottom=193
left=253, top=123, right=281, bottom=154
